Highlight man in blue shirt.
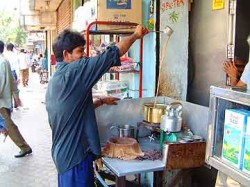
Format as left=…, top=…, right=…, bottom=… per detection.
left=45, top=25, right=149, bottom=186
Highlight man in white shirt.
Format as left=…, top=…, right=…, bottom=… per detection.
left=5, top=43, right=19, bottom=84
left=18, top=49, right=30, bottom=87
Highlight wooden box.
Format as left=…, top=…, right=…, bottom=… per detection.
left=163, top=141, right=206, bottom=170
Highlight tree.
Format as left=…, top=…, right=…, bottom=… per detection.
left=0, top=10, right=27, bottom=47
left=14, top=26, right=27, bottom=47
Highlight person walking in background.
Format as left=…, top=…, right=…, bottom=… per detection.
left=38, top=54, right=44, bottom=67
left=5, top=43, right=19, bottom=84
left=18, top=49, right=30, bottom=87
left=35, top=54, right=43, bottom=74
left=0, top=41, right=32, bottom=158
left=42, top=49, right=48, bottom=71
left=5, top=43, right=20, bottom=108
left=45, top=25, right=149, bottom=186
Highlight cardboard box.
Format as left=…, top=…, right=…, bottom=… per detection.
left=90, top=0, right=142, bottom=31
left=97, top=80, right=129, bottom=99
left=222, top=109, right=249, bottom=169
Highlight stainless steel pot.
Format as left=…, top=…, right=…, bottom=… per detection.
left=110, top=124, right=135, bottom=138
left=144, top=103, right=167, bottom=123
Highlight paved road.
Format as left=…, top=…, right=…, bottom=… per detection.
left=0, top=72, right=57, bottom=187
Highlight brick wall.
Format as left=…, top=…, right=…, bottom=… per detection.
left=57, top=0, right=72, bottom=33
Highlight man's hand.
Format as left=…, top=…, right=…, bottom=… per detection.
left=101, top=96, right=120, bottom=105
left=14, top=98, right=22, bottom=108
left=94, top=158, right=103, bottom=172
left=134, top=25, right=150, bottom=39
left=223, top=61, right=238, bottom=80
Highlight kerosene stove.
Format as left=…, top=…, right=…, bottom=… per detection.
left=160, top=102, right=183, bottom=151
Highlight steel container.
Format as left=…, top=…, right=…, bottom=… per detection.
left=110, top=124, right=135, bottom=138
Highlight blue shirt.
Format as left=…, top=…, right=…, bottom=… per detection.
left=45, top=46, right=120, bottom=174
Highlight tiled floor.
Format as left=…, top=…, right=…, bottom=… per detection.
left=0, top=72, right=57, bottom=187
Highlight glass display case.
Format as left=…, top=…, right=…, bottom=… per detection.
left=206, top=86, right=250, bottom=186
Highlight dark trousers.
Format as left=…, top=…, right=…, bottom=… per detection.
left=0, top=108, right=30, bottom=151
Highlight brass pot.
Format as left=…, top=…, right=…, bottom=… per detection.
left=144, top=103, right=167, bottom=123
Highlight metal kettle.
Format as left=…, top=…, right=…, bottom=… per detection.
left=160, top=102, right=182, bottom=132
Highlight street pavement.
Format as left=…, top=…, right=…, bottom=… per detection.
left=0, top=72, right=57, bottom=187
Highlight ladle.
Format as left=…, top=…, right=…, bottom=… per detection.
left=153, top=27, right=173, bottom=35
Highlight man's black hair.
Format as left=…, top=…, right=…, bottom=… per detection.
left=52, top=29, right=86, bottom=62
left=7, top=43, right=14, bottom=51
left=0, top=41, right=4, bottom=53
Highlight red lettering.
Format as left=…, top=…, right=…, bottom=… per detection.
left=161, top=0, right=185, bottom=11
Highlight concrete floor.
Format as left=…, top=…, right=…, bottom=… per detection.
left=0, top=72, right=57, bottom=187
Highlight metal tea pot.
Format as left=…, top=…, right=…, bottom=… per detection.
left=160, top=102, right=182, bottom=132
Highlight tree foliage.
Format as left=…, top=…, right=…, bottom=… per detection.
left=0, top=10, right=27, bottom=47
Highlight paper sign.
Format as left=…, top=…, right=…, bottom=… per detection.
left=212, top=0, right=225, bottom=10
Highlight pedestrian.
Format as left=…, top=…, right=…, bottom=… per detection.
left=45, top=25, right=149, bottom=186
left=18, top=49, right=30, bottom=87
left=0, top=40, right=32, bottom=158
left=224, top=59, right=249, bottom=88
left=5, top=43, right=21, bottom=108
left=5, top=43, right=19, bottom=84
